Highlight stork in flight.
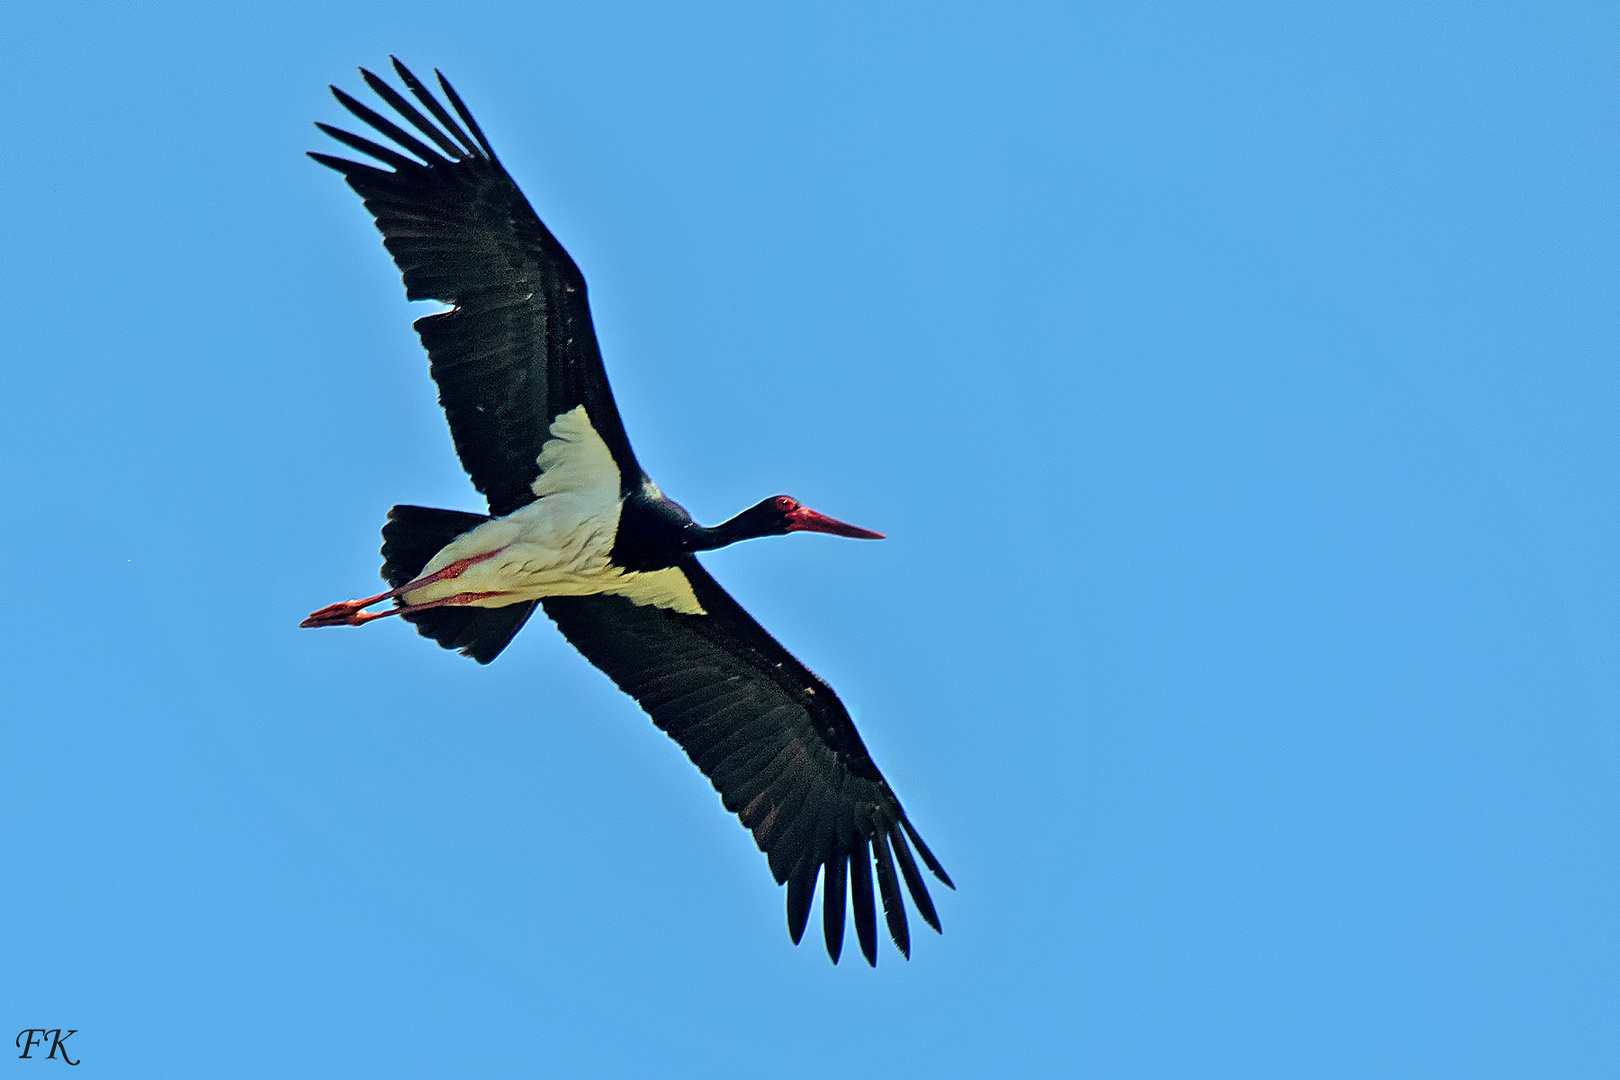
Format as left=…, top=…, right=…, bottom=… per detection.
left=302, top=59, right=951, bottom=965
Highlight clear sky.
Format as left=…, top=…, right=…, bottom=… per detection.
left=3, top=2, right=1616, bottom=1077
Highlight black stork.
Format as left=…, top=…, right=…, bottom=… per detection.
left=301, top=60, right=951, bottom=965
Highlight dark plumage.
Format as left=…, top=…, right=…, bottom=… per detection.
left=306, top=59, right=951, bottom=965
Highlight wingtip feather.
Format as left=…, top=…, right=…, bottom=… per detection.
left=329, top=85, right=448, bottom=167
left=849, top=840, right=879, bottom=967
left=390, top=56, right=482, bottom=157
left=888, top=824, right=942, bottom=934
left=822, top=856, right=847, bottom=964
left=434, top=68, right=498, bottom=160
left=359, top=66, right=467, bottom=160
left=306, top=150, right=391, bottom=181
left=901, top=817, right=954, bottom=890
left=314, top=122, right=419, bottom=172
left=873, top=833, right=912, bottom=959
left=786, top=862, right=816, bottom=946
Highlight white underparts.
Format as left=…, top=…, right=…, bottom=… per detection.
left=403, top=406, right=705, bottom=616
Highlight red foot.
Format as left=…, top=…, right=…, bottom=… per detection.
left=301, top=593, right=398, bottom=628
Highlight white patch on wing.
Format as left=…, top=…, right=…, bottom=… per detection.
left=603, top=566, right=704, bottom=615
left=531, top=405, right=621, bottom=501
left=404, top=406, right=705, bottom=615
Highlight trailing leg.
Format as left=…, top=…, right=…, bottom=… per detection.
left=301, top=546, right=503, bottom=627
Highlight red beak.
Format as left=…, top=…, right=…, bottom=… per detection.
left=785, top=506, right=886, bottom=540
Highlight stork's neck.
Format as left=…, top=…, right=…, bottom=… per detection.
left=684, top=501, right=787, bottom=553
left=611, top=492, right=779, bottom=572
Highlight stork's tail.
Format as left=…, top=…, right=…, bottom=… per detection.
left=380, top=505, right=537, bottom=664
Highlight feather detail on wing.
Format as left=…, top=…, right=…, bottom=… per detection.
left=542, top=557, right=951, bottom=965
left=310, top=58, right=641, bottom=516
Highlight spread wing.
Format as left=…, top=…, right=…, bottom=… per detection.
left=310, top=58, right=641, bottom=517
left=542, top=558, right=952, bottom=965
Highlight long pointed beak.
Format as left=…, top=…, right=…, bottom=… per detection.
left=786, top=506, right=886, bottom=540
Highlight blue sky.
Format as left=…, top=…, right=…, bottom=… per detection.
left=3, top=2, right=1616, bottom=1076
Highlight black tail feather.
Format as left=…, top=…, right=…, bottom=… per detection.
left=379, top=504, right=535, bottom=664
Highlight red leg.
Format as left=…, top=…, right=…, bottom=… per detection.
left=301, top=589, right=513, bottom=629
left=301, top=548, right=507, bottom=629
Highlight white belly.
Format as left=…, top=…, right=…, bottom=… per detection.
left=400, top=405, right=704, bottom=616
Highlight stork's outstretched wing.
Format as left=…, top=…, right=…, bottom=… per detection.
left=543, top=558, right=952, bottom=965
left=310, top=58, right=641, bottom=517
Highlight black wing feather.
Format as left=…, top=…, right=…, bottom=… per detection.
left=358, top=69, right=465, bottom=159
left=392, top=58, right=480, bottom=155
left=822, top=855, right=848, bottom=963
left=873, top=832, right=910, bottom=958
left=786, top=862, right=816, bottom=945
left=314, top=123, right=420, bottom=171
left=312, top=60, right=641, bottom=516
left=888, top=826, right=941, bottom=934
left=331, top=86, right=448, bottom=166
left=901, top=817, right=955, bottom=889
left=435, top=68, right=498, bottom=158
left=848, top=841, right=879, bottom=967
left=541, top=557, right=949, bottom=965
